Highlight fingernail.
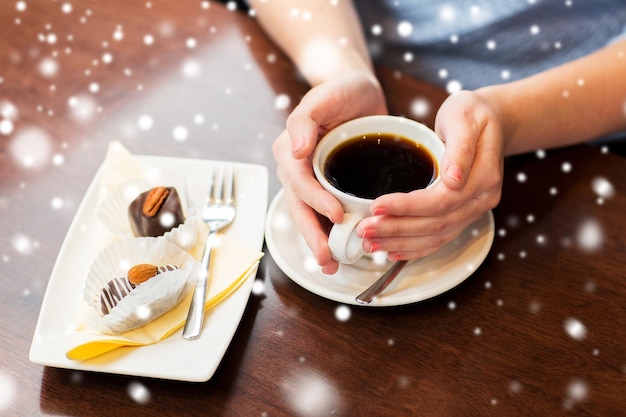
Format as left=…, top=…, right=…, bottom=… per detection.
left=388, top=253, right=403, bottom=262
left=367, top=241, right=382, bottom=253
left=361, top=227, right=376, bottom=239
left=372, top=207, right=389, bottom=216
left=446, top=165, right=464, bottom=185
left=324, top=211, right=334, bottom=223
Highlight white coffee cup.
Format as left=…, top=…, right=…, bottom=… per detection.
left=312, top=115, right=445, bottom=265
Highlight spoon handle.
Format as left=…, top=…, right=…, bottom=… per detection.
left=355, top=260, right=408, bottom=304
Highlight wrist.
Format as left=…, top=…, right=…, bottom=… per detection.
left=474, top=85, right=519, bottom=156
left=296, top=46, right=375, bottom=87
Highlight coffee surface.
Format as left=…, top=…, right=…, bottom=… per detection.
left=324, top=133, right=437, bottom=199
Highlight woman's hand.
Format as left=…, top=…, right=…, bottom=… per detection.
left=273, top=71, right=387, bottom=274
left=357, top=90, right=506, bottom=261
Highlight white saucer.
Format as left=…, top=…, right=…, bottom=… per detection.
left=265, top=189, right=495, bottom=307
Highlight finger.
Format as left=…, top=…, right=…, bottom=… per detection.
left=369, top=183, right=458, bottom=219
left=285, top=87, right=341, bottom=160
left=435, top=91, right=481, bottom=190
left=366, top=234, right=448, bottom=260
left=285, top=112, right=319, bottom=159
left=321, top=261, right=340, bottom=275
left=386, top=247, right=442, bottom=262
left=273, top=129, right=344, bottom=223
left=283, top=188, right=339, bottom=274
left=286, top=74, right=388, bottom=159
left=383, top=214, right=474, bottom=261
left=359, top=213, right=447, bottom=240
left=362, top=188, right=488, bottom=238
left=363, top=218, right=470, bottom=260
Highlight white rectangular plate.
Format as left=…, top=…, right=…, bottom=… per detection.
left=29, top=155, right=268, bottom=382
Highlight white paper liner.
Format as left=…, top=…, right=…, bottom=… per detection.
left=96, top=178, right=151, bottom=236
left=84, top=237, right=202, bottom=335
left=98, top=141, right=145, bottom=204
left=96, top=177, right=203, bottom=250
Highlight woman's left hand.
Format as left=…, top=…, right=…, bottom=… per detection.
left=356, top=90, right=506, bottom=261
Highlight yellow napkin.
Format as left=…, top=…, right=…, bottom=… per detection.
left=66, top=236, right=263, bottom=361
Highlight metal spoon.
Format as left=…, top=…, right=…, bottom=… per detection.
left=355, top=260, right=408, bottom=304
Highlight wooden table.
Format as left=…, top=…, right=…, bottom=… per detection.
left=1, top=2, right=625, bottom=416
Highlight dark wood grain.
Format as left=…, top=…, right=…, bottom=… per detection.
left=1, top=1, right=625, bottom=416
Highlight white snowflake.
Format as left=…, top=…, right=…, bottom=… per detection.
left=439, top=5, right=456, bottom=22
left=409, top=97, right=430, bottom=118
left=0, top=119, right=14, bottom=135
left=252, top=279, right=265, bottom=295
left=577, top=218, right=603, bottom=252
left=186, top=37, right=197, bottom=49
left=113, top=26, right=124, bottom=41
left=101, top=52, right=113, bottom=64
left=446, top=79, right=462, bottom=93
left=137, top=114, right=154, bottom=130
left=397, top=21, right=413, bottom=38
left=0, top=371, right=15, bottom=412
left=561, top=162, right=572, bottom=173
left=564, top=317, right=587, bottom=341
left=281, top=370, right=340, bottom=417
left=135, top=305, right=151, bottom=320
left=181, top=59, right=201, bottom=78
left=193, top=114, right=205, bottom=125
left=334, top=305, right=351, bottom=322
left=38, top=57, right=59, bottom=78
left=371, top=24, right=382, bottom=36
left=591, top=177, right=615, bottom=199
left=11, top=233, right=35, bottom=255
left=274, top=94, right=291, bottom=110
left=564, top=379, right=588, bottom=409
left=68, top=94, right=99, bottom=122
left=172, top=126, right=189, bottom=142
left=8, top=126, right=53, bottom=169
left=0, top=100, right=18, bottom=120
left=52, top=152, right=64, bottom=166
left=50, top=197, right=64, bottom=210
left=127, top=381, right=151, bottom=404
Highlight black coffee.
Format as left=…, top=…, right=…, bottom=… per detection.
left=324, top=133, right=437, bottom=199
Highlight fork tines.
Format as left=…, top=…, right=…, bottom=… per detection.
left=208, top=164, right=234, bottom=205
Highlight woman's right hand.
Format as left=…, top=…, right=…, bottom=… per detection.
left=273, top=70, right=387, bottom=274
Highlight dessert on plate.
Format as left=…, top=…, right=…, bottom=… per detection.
left=84, top=237, right=201, bottom=335
left=128, top=186, right=185, bottom=238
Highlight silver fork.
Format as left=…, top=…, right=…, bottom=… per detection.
left=183, top=165, right=236, bottom=340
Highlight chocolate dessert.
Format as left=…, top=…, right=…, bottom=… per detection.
left=99, top=263, right=180, bottom=316
left=100, top=277, right=134, bottom=316
left=128, top=186, right=184, bottom=237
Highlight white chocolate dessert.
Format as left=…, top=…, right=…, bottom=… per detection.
left=99, top=263, right=180, bottom=315
left=84, top=237, right=201, bottom=335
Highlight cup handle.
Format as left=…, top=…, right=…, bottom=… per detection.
left=328, top=212, right=365, bottom=264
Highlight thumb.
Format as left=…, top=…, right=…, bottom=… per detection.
left=286, top=113, right=320, bottom=160
left=434, top=94, right=479, bottom=190
left=438, top=131, right=476, bottom=190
